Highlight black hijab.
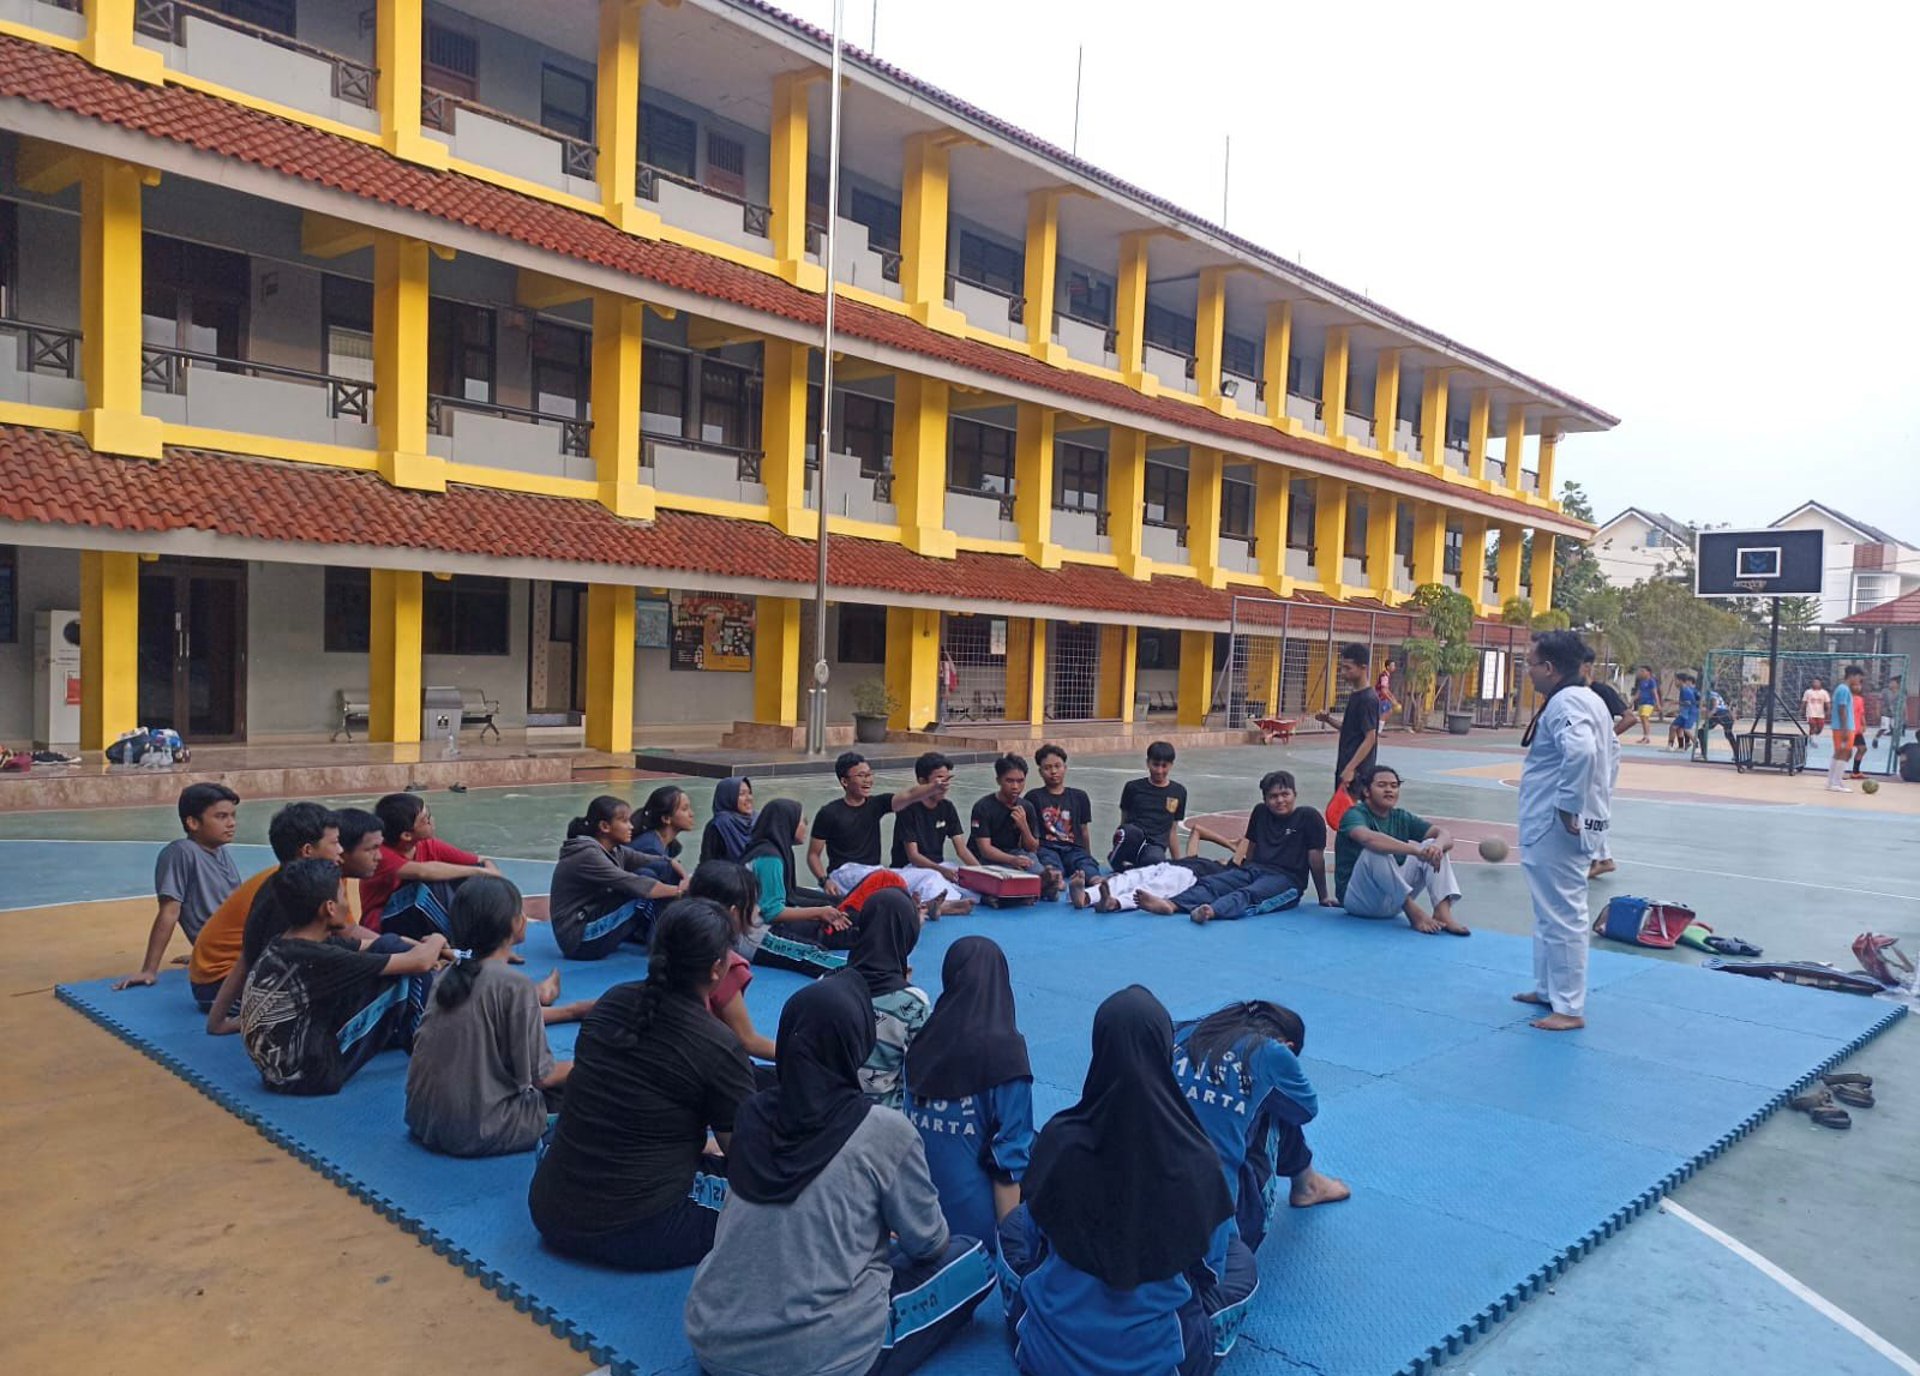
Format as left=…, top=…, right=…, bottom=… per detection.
left=701, top=777, right=755, bottom=864
left=1024, top=985, right=1233, bottom=1290
left=740, top=798, right=802, bottom=898
left=849, top=888, right=920, bottom=997
left=905, top=936, right=1030, bottom=1101
left=727, top=968, right=876, bottom=1204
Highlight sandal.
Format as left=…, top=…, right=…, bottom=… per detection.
left=1821, top=1072, right=1873, bottom=1089
left=1829, top=1084, right=1874, bottom=1110
left=1788, top=1087, right=1852, bottom=1130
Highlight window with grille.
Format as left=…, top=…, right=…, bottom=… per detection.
left=1144, top=463, right=1187, bottom=526
left=425, top=575, right=511, bottom=657
left=641, top=344, right=687, bottom=434
left=1286, top=353, right=1322, bottom=400
left=532, top=318, right=590, bottom=418
left=641, top=102, right=698, bottom=178
left=699, top=359, right=757, bottom=449
left=424, top=23, right=477, bottom=99
left=323, top=567, right=370, bottom=653
left=1345, top=498, right=1369, bottom=560
left=217, top=0, right=296, bottom=36
left=706, top=133, right=747, bottom=198
left=957, top=231, right=1023, bottom=295
left=850, top=188, right=901, bottom=253
left=1443, top=527, right=1464, bottom=576
left=1144, top=302, right=1195, bottom=355
left=1396, top=501, right=1414, bottom=569
left=1054, top=442, right=1106, bottom=512
left=950, top=418, right=1016, bottom=494
left=1137, top=629, right=1181, bottom=670
left=428, top=300, right=494, bottom=403
left=541, top=65, right=593, bottom=142
left=1065, top=271, right=1112, bottom=325
left=322, top=274, right=373, bottom=383
left=1, top=202, right=19, bottom=320
left=843, top=393, right=892, bottom=477
left=1286, top=478, right=1315, bottom=550
left=1222, top=333, right=1259, bottom=379
left=1221, top=479, right=1253, bottom=539
left=142, top=236, right=250, bottom=360
left=837, top=604, right=887, bottom=664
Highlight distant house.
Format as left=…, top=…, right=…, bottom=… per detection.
left=1588, top=508, right=1696, bottom=588
left=1767, top=502, right=1920, bottom=624
left=1841, top=587, right=1919, bottom=731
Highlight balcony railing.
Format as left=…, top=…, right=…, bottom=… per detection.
left=949, top=486, right=1018, bottom=522
left=141, top=345, right=371, bottom=420
left=430, top=395, right=589, bottom=457
left=638, top=163, right=772, bottom=237
left=1, top=319, right=79, bottom=377
left=644, top=430, right=766, bottom=483
left=134, top=0, right=376, bottom=106
left=1053, top=503, right=1110, bottom=536
left=945, top=273, right=1026, bottom=324
left=1056, top=309, right=1118, bottom=353
left=806, top=222, right=902, bottom=281
left=1142, top=517, right=1190, bottom=547
left=424, top=89, right=596, bottom=179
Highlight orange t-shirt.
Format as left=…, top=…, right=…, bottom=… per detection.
left=187, top=866, right=363, bottom=985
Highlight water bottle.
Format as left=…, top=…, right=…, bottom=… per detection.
left=442, top=714, right=459, bottom=760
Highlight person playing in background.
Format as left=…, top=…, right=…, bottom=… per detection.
left=1032, top=743, right=1101, bottom=905
left=1375, top=660, right=1401, bottom=731
left=1802, top=677, right=1830, bottom=739
left=1668, top=671, right=1700, bottom=755
left=1632, top=665, right=1659, bottom=743
left=1696, top=686, right=1737, bottom=763
left=1828, top=664, right=1862, bottom=792
left=113, top=783, right=242, bottom=992
left=1315, top=643, right=1380, bottom=802
left=1110, top=740, right=1190, bottom=870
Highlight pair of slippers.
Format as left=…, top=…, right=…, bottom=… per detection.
left=1789, top=1073, right=1876, bottom=1129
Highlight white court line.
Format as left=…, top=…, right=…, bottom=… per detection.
left=1620, top=859, right=1920, bottom=906
left=1662, top=1200, right=1920, bottom=1375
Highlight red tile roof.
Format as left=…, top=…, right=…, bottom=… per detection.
left=1842, top=587, right=1920, bottom=626
left=0, top=35, right=1589, bottom=537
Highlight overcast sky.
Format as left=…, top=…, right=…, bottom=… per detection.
left=777, top=0, right=1920, bottom=540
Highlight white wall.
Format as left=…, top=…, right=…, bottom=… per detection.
left=0, top=545, right=79, bottom=740
left=1591, top=514, right=1686, bottom=588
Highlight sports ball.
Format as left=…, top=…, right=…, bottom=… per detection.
left=1478, top=837, right=1510, bottom=862
left=1861, top=780, right=1880, bottom=795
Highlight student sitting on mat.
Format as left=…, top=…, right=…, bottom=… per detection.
left=1110, top=741, right=1190, bottom=871
left=529, top=899, right=755, bottom=1271
left=970, top=753, right=1048, bottom=890
left=239, top=858, right=447, bottom=1097
left=903, top=936, right=1033, bottom=1251
left=1090, top=821, right=1237, bottom=913
left=633, top=785, right=695, bottom=885
left=999, top=985, right=1244, bottom=1376
left=685, top=970, right=994, bottom=1376
left=686, top=860, right=778, bottom=1063
left=743, top=799, right=862, bottom=948
left=1331, top=766, right=1469, bottom=935
left=361, top=792, right=500, bottom=937
left=699, top=776, right=756, bottom=865
left=550, top=795, right=687, bottom=961
left=1137, top=771, right=1329, bottom=925
left=807, top=752, right=942, bottom=897
left=845, top=888, right=930, bottom=1111
left=405, top=876, right=589, bottom=1157
left=1032, top=743, right=1101, bottom=906
left=113, top=782, right=243, bottom=992
left=1171, top=1001, right=1347, bottom=1357
left=849, top=751, right=977, bottom=915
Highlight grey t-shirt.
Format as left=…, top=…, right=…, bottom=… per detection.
left=404, top=961, right=555, bottom=1157
left=686, top=1109, right=950, bottom=1376
left=154, top=838, right=242, bottom=943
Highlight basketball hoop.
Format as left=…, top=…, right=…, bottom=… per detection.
left=1735, top=579, right=1769, bottom=594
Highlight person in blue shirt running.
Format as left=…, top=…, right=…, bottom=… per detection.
left=904, top=937, right=1033, bottom=1250
left=1000, top=985, right=1242, bottom=1376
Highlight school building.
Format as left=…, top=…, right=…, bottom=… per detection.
left=0, top=0, right=1612, bottom=755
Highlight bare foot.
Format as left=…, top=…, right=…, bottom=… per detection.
left=1588, top=859, right=1616, bottom=879
left=940, top=898, right=974, bottom=918
left=1404, top=902, right=1441, bottom=934
left=1190, top=904, right=1215, bottom=925
left=921, top=896, right=942, bottom=923
left=1069, top=872, right=1089, bottom=909
left=1137, top=892, right=1178, bottom=916
left=1512, top=991, right=1550, bottom=1006
left=1531, top=1012, right=1586, bottom=1031
left=1433, top=900, right=1468, bottom=935
left=1040, top=868, right=1063, bottom=902
left=1289, top=1169, right=1352, bottom=1208
left=536, top=969, right=561, bottom=1007
left=1096, top=878, right=1114, bottom=910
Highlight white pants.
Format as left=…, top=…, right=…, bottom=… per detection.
left=829, top=862, right=967, bottom=905
left=1521, top=824, right=1591, bottom=1017
left=1096, top=862, right=1199, bottom=911
left=1341, top=848, right=1462, bottom=920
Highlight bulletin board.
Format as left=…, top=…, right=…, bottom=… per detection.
left=670, top=592, right=755, bottom=671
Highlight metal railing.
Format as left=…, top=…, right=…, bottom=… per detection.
left=806, top=222, right=903, bottom=280
left=1142, top=517, right=1190, bottom=547
left=424, top=89, right=597, bottom=179
left=636, top=162, right=772, bottom=236
left=1051, top=503, right=1111, bottom=537
left=140, top=345, right=372, bottom=421
left=0, top=319, right=79, bottom=378
left=948, top=486, right=1019, bottom=523
left=945, top=273, right=1026, bottom=324
left=642, top=431, right=766, bottom=483
left=134, top=0, right=376, bottom=106
left=429, top=394, right=590, bottom=457
left=1055, top=308, right=1119, bottom=354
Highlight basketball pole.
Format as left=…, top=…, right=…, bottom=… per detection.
left=1763, top=594, right=1781, bottom=765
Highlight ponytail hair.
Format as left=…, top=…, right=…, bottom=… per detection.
left=243, top=857, right=342, bottom=967
left=689, top=859, right=760, bottom=939
left=566, top=794, right=629, bottom=842
left=638, top=785, right=688, bottom=836
left=626, top=897, right=735, bottom=1040
left=435, top=875, right=524, bottom=1011
left=1185, top=999, right=1307, bottom=1095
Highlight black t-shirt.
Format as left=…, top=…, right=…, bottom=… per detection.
left=1119, top=777, right=1188, bottom=845
left=811, top=793, right=896, bottom=870
left=970, top=792, right=1041, bottom=857
left=240, top=935, right=394, bottom=1096
left=892, top=799, right=964, bottom=868
left=1032, top=786, right=1093, bottom=848
left=1243, top=805, right=1327, bottom=889
left=528, top=982, right=755, bottom=1235
left=1899, top=742, right=1920, bottom=783
left=1590, top=681, right=1629, bottom=719
left=1338, top=688, right=1381, bottom=779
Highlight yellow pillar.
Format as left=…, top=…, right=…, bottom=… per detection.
left=591, top=292, right=655, bottom=519
left=1014, top=403, right=1060, bottom=569
left=1461, top=517, right=1490, bottom=609
left=891, top=374, right=954, bottom=558
left=82, top=0, right=164, bottom=82
left=597, top=0, right=656, bottom=236
left=1177, top=629, right=1214, bottom=729
left=1530, top=532, right=1557, bottom=610
left=1537, top=433, right=1559, bottom=501
left=1095, top=623, right=1139, bottom=723
left=582, top=582, right=636, bottom=754
left=1496, top=524, right=1524, bottom=608
left=900, top=133, right=960, bottom=328
left=1321, top=326, right=1350, bottom=443
left=373, top=235, right=444, bottom=491
left=1194, top=268, right=1228, bottom=407
left=1419, top=369, right=1450, bottom=468
left=1314, top=475, right=1348, bottom=595
left=884, top=606, right=941, bottom=732
left=1367, top=490, right=1397, bottom=601
left=1372, top=349, right=1401, bottom=456
left=753, top=595, right=800, bottom=728
left=1254, top=463, right=1290, bottom=593
left=78, top=157, right=163, bottom=460
left=1024, top=191, right=1063, bottom=363
left=769, top=69, right=820, bottom=279
left=1108, top=427, right=1149, bottom=579
left=1005, top=618, right=1047, bottom=727
left=1115, top=232, right=1152, bottom=384
left=1263, top=301, right=1293, bottom=430
left=78, top=549, right=138, bottom=751
left=1504, top=410, right=1527, bottom=491
left=1189, top=447, right=1225, bottom=588
left=369, top=569, right=424, bottom=745
left=1245, top=637, right=1281, bottom=718
left=377, top=0, right=447, bottom=167
left=1412, top=505, right=1445, bottom=586
left=1467, top=389, right=1491, bottom=483
left=760, top=337, right=810, bottom=536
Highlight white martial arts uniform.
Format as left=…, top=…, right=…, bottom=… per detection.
left=1340, top=847, right=1462, bottom=921
left=829, top=861, right=968, bottom=906
left=1518, top=682, right=1618, bottom=1017
left=1093, top=861, right=1207, bottom=911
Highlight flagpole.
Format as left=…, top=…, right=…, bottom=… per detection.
left=806, top=0, right=847, bottom=754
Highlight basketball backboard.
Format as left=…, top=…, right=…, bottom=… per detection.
left=1694, top=529, right=1824, bottom=597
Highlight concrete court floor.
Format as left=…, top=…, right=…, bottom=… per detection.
left=1, top=728, right=1915, bottom=1376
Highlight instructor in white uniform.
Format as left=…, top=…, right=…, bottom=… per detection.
left=1514, top=630, right=1618, bottom=1031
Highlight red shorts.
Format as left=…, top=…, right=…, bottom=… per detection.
left=1809, top=717, right=1825, bottom=735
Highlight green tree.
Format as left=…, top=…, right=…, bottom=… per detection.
left=1616, top=576, right=1748, bottom=678
left=1501, top=596, right=1534, bottom=625
left=1409, top=582, right=1477, bottom=715
left=1501, top=481, right=1606, bottom=614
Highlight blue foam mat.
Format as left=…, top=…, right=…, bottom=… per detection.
left=56, top=895, right=1906, bottom=1376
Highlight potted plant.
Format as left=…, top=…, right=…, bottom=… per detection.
left=1409, top=583, right=1479, bottom=734
left=850, top=679, right=897, bottom=744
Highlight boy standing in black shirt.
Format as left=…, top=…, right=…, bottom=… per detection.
left=1031, top=742, right=1099, bottom=905
left=806, top=751, right=938, bottom=897
left=969, top=754, right=1044, bottom=886
left=1110, top=740, right=1189, bottom=870
left=1316, top=643, right=1379, bottom=800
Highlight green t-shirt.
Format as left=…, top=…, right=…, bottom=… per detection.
left=1334, top=804, right=1434, bottom=901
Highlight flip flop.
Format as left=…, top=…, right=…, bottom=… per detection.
left=1788, top=1089, right=1851, bottom=1130
left=1821, top=1072, right=1873, bottom=1089
left=1829, top=1084, right=1874, bottom=1109
left=1702, top=935, right=1764, bottom=958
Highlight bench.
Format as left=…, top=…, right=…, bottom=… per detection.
left=330, top=688, right=502, bottom=743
